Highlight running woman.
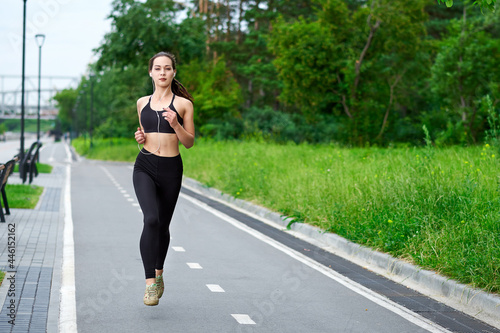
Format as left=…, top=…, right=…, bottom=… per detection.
left=133, top=51, right=195, bottom=306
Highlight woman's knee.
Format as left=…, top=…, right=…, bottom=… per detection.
left=143, top=215, right=159, bottom=229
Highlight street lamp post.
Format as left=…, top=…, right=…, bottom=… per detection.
left=35, top=34, right=46, bottom=161
left=80, top=84, right=87, bottom=145
left=89, top=74, right=94, bottom=148
left=20, top=0, right=27, bottom=161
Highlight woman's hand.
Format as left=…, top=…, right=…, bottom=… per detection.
left=135, top=127, right=145, bottom=144
left=162, top=108, right=180, bottom=129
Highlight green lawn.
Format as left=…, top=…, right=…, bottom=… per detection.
left=13, top=163, right=53, bottom=174
left=0, top=119, right=54, bottom=133
left=5, top=184, right=44, bottom=209
left=72, top=137, right=500, bottom=294
left=0, top=270, right=4, bottom=287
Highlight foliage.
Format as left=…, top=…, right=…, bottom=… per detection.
left=180, top=56, right=243, bottom=132
left=437, top=0, right=496, bottom=12
left=430, top=8, right=500, bottom=143
left=52, top=88, right=77, bottom=132
left=95, top=0, right=197, bottom=70
left=268, top=0, right=430, bottom=144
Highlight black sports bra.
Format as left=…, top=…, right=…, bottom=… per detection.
left=141, top=94, right=183, bottom=133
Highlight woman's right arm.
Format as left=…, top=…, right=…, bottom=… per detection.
left=135, top=97, right=147, bottom=144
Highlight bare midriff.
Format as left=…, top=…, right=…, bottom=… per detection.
left=143, top=132, right=180, bottom=157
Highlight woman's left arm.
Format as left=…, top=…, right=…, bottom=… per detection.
left=165, top=100, right=195, bottom=149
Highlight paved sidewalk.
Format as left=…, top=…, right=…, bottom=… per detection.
left=0, top=141, right=67, bottom=333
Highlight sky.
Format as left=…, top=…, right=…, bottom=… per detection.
left=1, top=0, right=115, bottom=94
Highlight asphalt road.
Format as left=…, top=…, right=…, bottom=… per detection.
left=70, top=155, right=444, bottom=333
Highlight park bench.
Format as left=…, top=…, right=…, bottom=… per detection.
left=0, top=156, right=19, bottom=222
left=20, top=141, right=42, bottom=184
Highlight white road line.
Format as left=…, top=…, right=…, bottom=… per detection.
left=123, top=194, right=130, bottom=197
left=179, top=193, right=452, bottom=333
left=127, top=198, right=134, bottom=202
left=138, top=209, right=142, bottom=213
left=186, top=263, right=203, bottom=269
left=172, top=246, right=185, bottom=252
left=206, top=284, right=225, bottom=292
left=121, top=190, right=127, bottom=194
left=132, top=203, right=140, bottom=207
left=60, top=150, right=77, bottom=332
left=231, top=314, right=256, bottom=325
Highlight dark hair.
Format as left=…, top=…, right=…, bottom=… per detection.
left=149, top=51, right=194, bottom=103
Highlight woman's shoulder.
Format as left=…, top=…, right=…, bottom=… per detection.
left=175, top=95, right=193, bottom=109
left=137, top=95, right=151, bottom=105
left=136, top=95, right=151, bottom=111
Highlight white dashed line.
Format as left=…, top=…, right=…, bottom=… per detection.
left=132, top=203, right=140, bottom=207
left=121, top=190, right=127, bottom=193
left=172, top=247, right=185, bottom=252
left=124, top=194, right=130, bottom=197
left=231, top=314, right=255, bottom=325
left=127, top=198, right=134, bottom=202
left=138, top=209, right=142, bottom=213
left=206, top=284, right=225, bottom=292
left=186, top=263, right=202, bottom=269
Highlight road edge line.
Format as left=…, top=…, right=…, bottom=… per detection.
left=59, top=145, right=77, bottom=332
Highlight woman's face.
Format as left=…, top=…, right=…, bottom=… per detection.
left=150, top=56, right=175, bottom=86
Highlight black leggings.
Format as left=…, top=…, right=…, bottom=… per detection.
left=133, top=149, right=183, bottom=279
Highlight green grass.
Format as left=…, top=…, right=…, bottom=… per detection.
left=0, top=119, right=54, bottom=133
left=5, top=184, right=44, bottom=209
left=13, top=163, right=53, bottom=174
left=72, top=137, right=139, bottom=161
left=0, top=270, right=4, bottom=287
left=72, top=137, right=500, bottom=294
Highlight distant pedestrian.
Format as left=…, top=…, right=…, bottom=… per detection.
left=133, top=51, right=195, bottom=306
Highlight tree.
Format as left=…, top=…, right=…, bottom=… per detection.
left=53, top=88, right=78, bottom=132
left=430, top=5, right=500, bottom=142
left=82, top=0, right=206, bottom=138
left=268, top=0, right=429, bottom=144
left=180, top=56, right=242, bottom=131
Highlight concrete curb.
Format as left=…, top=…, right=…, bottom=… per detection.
left=182, top=176, right=500, bottom=329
